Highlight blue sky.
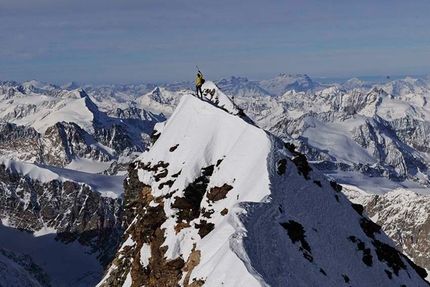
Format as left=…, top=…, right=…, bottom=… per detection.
left=0, top=0, right=429, bottom=84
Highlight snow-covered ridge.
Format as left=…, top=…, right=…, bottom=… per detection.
left=98, top=92, right=428, bottom=286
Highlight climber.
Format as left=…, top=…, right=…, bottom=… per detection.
left=196, top=70, right=205, bottom=98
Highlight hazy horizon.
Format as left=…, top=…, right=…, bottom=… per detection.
left=3, top=73, right=429, bottom=88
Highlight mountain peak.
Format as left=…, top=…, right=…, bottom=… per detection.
left=259, top=73, right=317, bottom=95
left=277, top=73, right=310, bottom=79
left=97, top=86, right=428, bottom=286
left=368, top=86, right=389, bottom=96
left=61, top=81, right=81, bottom=91
left=67, top=88, right=89, bottom=99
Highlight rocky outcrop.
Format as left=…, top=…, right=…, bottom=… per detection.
left=0, top=120, right=147, bottom=171
left=42, top=122, right=112, bottom=166
left=98, top=162, right=186, bottom=287
left=0, top=123, right=41, bottom=162
left=391, top=116, right=430, bottom=154
left=0, top=122, right=112, bottom=167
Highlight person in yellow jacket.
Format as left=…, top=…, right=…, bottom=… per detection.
left=196, top=71, right=204, bottom=98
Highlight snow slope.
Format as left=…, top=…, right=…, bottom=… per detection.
left=98, top=91, right=428, bottom=286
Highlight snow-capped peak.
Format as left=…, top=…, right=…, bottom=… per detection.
left=259, top=73, right=320, bottom=95
left=61, top=81, right=81, bottom=91
left=98, top=86, right=428, bottom=287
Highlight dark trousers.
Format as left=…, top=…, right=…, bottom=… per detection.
left=196, top=85, right=203, bottom=97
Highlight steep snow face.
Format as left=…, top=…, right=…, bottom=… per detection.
left=98, top=93, right=428, bottom=287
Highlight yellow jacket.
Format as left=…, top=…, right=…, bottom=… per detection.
left=196, top=71, right=203, bottom=86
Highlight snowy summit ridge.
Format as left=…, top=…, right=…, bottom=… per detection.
left=98, top=81, right=428, bottom=287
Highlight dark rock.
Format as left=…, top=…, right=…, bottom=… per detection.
left=330, top=181, right=342, bottom=192
left=169, top=144, right=179, bottom=152
left=280, top=220, right=311, bottom=253
left=292, top=154, right=312, bottom=180
left=360, top=218, right=382, bottom=239
left=207, top=184, right=233, bottom=202
left=351, top=203, right=364, bottom=216
left=313, top=180, right=322, bottom=187
left=195, top=220, right=214, bottom=238
left=277, top=159, right=287, bottom=175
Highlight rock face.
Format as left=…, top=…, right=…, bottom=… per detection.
left=0, top=120, right=144, bottom=169
left=0, top=122, right=41, bottom=163
left=0, top=163, right=124, bottom=267
left=98, top=163, right=184, bottom=287
left=98, top=92, right=429, bottom=287
left=42, top=122, right=112, bottom=166
left=344, top=188, right=430, bottom=274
